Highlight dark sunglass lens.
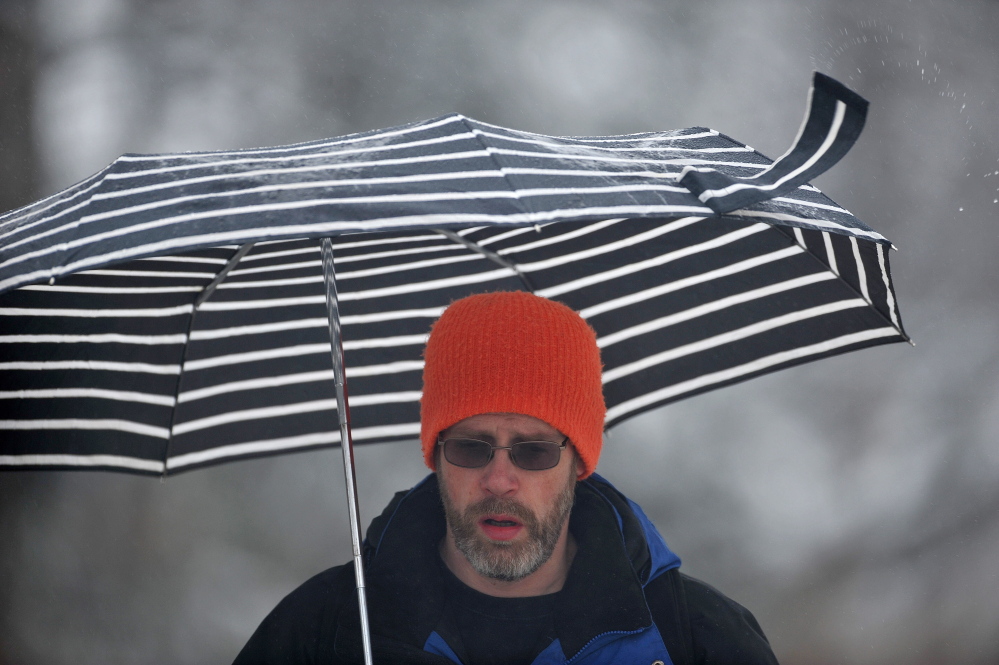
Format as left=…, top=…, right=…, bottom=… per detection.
left=445, top=438, right=493, bottom=468
left=511, top=441, right=560, bottom=470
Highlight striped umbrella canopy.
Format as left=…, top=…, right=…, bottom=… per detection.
left=0, top=73, right=908, bottom=476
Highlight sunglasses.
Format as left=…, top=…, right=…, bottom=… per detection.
left=438, top=436, right=569, bottom=471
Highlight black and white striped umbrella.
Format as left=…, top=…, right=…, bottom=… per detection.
left=0, top=73, right=907, bottom=476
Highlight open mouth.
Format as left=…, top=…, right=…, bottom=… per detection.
left=479, top=515, right=524, bottom=541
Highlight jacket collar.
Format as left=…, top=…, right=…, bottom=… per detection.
left=354, top=473, right=680, bottom=661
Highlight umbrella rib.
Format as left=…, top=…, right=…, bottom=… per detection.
left=162, top=243, right=255, bottom=475
left=433, top=228, right=536, bottom=293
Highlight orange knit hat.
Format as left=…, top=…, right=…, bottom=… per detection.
left=420, top=291, right=606, bottom=478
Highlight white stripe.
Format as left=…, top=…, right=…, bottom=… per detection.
left=342, top=307, right=445, bottom=325
left=216, top=275, right=323, bottom=289
left=793, top=227, right=805, bottom=246
left=476, top=225, right=540, bottom=247
left=690, top=100, right=847, bottom=200
left=496, top=219, right=624, bottom=256
left=0, top=360, right=181, bottom=374
left=334, top=243, right=465, bottom=264
left=489, top=146, right=771, bottom=170
left=772, top=196, right=850, bottom=214
left=597, top=273, right=838, bottom=348
left=237, top=246, right=320, bottom=263
left=183, top=343, right=328, bottom=372
left=179, top=370, right=337, bottom=402
left=876, top=243, right=900, bottom=328
left=0, top=418, right=170, bottom=439
left=726, top=210, right=887, bottom=242
left=136, top=255, right=228, bottom=265
left=0, top=332, right=187, bottom=345
left=605, top=327, right=900, bottom=422
left=329, top=234, right=451, bottom=251
left=850, top=236, right=871, bottom=303
left=165, top=421, right=422, bottom=469
left=602, top=299, right=869, bottom=383
left=167, top=432, right=341, bottom=469
left=197, top=295, right=325, bottom=312
left=0, top=388, right=176, bottom=407
left=579, top=247, right=805, bottom=319
left=0, top=453, right=164, bottom=472
left=822, top=232, right=839, bottom=275
left=518, top=217, right=704, bottom=273
left=0, top=304, right=193, bottom=318
left=537, top=223, right=769, bottom=298
left=474, top=128, right=752, bottom=155
left=228, top=259, right=321, bottom=276
left=338, top=268, right=516, bottom=302
left=171, top=399, right=339, bottom=436
left=78, top=269, right=215, bottom=279
left=336, top=253, right=483, bottom=281
left=345, top=333, right=428, bottom=350
left=347, top=360, right=424, bottom=377
left=189, top=318, right=326, bottom=341
left=20, top=284, right=203, bottom=294
left=500, top=166, right=680, bottom=181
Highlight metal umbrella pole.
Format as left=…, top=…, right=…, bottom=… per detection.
left=320, top=237, right=374, bottom=665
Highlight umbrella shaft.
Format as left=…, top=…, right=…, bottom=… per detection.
left=321, top=237, right=374, bottom=665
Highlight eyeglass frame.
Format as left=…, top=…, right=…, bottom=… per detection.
left=437, top=435, right=570, bottom=471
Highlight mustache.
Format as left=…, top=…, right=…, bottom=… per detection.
left=462, top=496, right=538, bottom=528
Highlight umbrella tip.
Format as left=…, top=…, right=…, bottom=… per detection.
left=891, top=243, right=900, bottom=252
left=907, top=338, right=917, bottom=347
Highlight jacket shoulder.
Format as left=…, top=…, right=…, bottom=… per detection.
left=680, top=573, right=780, bottom=665
left=232, top=564, right=354, bottom=665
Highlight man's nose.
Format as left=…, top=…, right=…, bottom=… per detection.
left=480, top=447, right=519, bottom=496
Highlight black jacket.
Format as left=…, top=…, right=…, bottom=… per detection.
left=234, top=474, right=779, bottom=664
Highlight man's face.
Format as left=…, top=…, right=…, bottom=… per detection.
left=437, top=412, right=581, bottom=582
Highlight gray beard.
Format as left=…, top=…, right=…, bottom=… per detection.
left=438, top=465, right=576, bottom=582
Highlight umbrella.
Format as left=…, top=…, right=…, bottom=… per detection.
left=0, top=72, right=907, bottom=663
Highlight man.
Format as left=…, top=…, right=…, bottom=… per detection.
left=234, top=291, right=779, bottom=664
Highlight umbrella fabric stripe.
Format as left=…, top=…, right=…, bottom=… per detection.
left=178, top=370, right=338, bottom=403
left=0, top=305, right=194, bottom=318
left=849, top=236, right=871, bottom=302
left=166, top=422, right=423, bottom=471
left=136, top=255, right=228, bottom=265
left=536, top=223, right=769, bottom=298
left=0, top=453, right=165, bottom=473
left=495, top=219, right=625, bottom=256
left=596, top=272, right=839, bottom=348
left=602, top=299, right=869, bottom=383
left=0, top=333, right=187, bottom=344
left=0, top=388, right=176, bottom=406
left=182, top=343, right=330, bottom=372
left=578, top=246, right=805, bottom=319
left=605, top=327, right=899, bottom=424
left=0, top=418, right=170, bottom=438
left=19, top=284, right=204, bottom=294
left=0, top=360, right=181, bottom=374
left=189, top=318, right=328, bottom=340
left=517, top=217, right=705, bottom=272
left=167, top=432, right=342, bottom=470
left=876, top=244, right=900, bottom=328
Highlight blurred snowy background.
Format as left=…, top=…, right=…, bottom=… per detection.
left=1, top=1, right=997, bottom=663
